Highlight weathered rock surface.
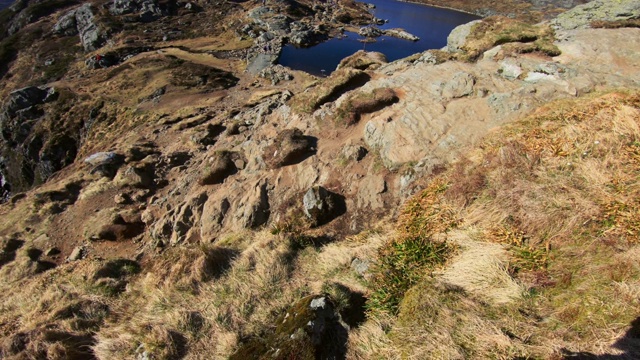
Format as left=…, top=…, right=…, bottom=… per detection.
left=351, top=26, right=640, bottom=168
left=150, top=192, right=208, bottom=247
left=551, top=0, right=640, bottom=30
left=447, top=19, right=482, bottom=53
left=75, top=4, right=105, bottom=51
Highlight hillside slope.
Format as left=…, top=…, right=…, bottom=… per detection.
left=1, top=0, right=640, bottom=359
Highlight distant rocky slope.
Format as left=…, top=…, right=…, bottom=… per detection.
left=1, top=0, right=640, bottom=359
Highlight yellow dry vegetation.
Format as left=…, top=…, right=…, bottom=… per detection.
left=356, top=90, right=640, bottom=358
left=2, top=90, right=640, bottom=359
left=459, top=16, right=561, bottom=61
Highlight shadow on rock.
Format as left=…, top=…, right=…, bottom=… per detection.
left=303, top=186, right=347, bottom=227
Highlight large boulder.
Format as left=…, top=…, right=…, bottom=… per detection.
left=76, top=4, right=105, bottom=51
left=53, top=9, right=79, bottom=36
left=198, top=151, right=241, bottom=185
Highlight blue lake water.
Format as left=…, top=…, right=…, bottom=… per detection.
left=0, top=0, right=13, bottom=11
left=279, top=0, right=479, bottom=75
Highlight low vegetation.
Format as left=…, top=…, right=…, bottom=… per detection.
left=336, top=88, right=399, bottom=125
left=291, top=69, right=371, bottom=114
left=459, top=16, right=561, bottom=61
left=355, top=90, right=640, bottom=358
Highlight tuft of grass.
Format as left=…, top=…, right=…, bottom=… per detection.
left=368, top=179, right=459, bottom=313
left=290, top=68, right=371, bottom=114
left=459, top=16, right=560, bottom=61
left=335, top=88, right=399, bottom=125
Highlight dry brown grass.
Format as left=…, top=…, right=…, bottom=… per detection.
left=459, top=16, right=560, bottom=61
left=336, top=87, right=399, bottom=125
left=358, top=90, right=640, bottom=358
left=4, top=88, right=640, bottom=358
left=290, top=68, right=371, bottom=114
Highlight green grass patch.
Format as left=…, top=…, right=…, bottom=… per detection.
left=368, top=179, right=459, bottom=314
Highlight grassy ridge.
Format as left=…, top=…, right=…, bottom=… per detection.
left=359, top=91, right=640, bottom=357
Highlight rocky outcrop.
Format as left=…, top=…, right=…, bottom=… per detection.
left=358, top=25, right=384, bottom=38
left=337, top=50, right=387, bottom=71
left=551, top=0, right=640, bottom=30
left=303, top=186, right=346, bottom=226
left=110, top=0, right=165, bottom=22
left=53, top=9, right=79, bottom=36
left=345, top=24, right=640, bottom=169
left=447, top=19, right=482, bottom=53
left=358, top=26, right=419, bottom=41
left=0, top=86, right=80, bottom=199
left=150, top=192, right=208, bottom=247
left=76, top=4, right=105, bottom=51
left=383, top=28, right=420, bottom=41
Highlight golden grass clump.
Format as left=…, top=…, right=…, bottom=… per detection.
left=460, top=16, right=560, bottom=61
left=367, top=179, right=459, bottom=313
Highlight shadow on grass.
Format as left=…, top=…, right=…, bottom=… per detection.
left=562, top=316, right=640, bottom=359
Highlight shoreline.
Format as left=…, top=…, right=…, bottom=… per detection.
left=393, top=0, right=483, bottom=18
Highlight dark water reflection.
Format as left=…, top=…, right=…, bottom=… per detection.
left=279, top=0, right=479, bottom=75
